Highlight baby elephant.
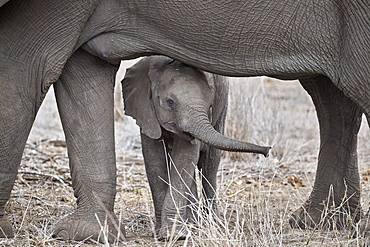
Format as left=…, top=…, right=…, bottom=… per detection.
left=122, top=55, right=270, bottom=240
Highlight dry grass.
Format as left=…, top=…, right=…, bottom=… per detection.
left=0, top=62, right=369, bottom=246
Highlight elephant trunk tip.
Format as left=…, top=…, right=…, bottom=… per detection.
left=236, top=144, right=271, bottom=157
left=261, top=146, right=271, bottom=158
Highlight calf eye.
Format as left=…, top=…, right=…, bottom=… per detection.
left=166, top=99, right=176, bottom=109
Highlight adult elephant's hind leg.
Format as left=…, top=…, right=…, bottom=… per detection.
left=53, top=49, right=124, bottom=243
left=290, top=76, right=363, bottom=229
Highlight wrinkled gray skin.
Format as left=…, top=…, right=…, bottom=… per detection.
left=122, top=56, right=270, bottom=239
left=0, top=0, right=369, bottom=243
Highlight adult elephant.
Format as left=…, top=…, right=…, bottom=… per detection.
left=0, top=0, right=369, bottom=243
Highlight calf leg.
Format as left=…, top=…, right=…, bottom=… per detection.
left=198, top=146, right=221, bottom=214
left=159, top=139, right=200, bottom=240
left=140, top=134, right=169, bottom=237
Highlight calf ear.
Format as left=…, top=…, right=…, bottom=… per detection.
left=121, top=58, right=162, bottom=139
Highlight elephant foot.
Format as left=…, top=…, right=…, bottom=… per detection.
left=52, top=209, right=125, bottom=243
left=157, top=206, right=196, bottom=241
left=0, top=217, right=13, bottom=238
left=289, top=203, right=323, bottom=229
left=289, top=200, right=360, bottom=230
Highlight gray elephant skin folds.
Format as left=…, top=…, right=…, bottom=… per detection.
left=0, top=0, right=368, bottom=244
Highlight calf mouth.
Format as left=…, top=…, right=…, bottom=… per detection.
left=180, top=131, right=195, bottom=142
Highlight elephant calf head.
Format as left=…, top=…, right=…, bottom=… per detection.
left=122, top=55, right=270, bottom=156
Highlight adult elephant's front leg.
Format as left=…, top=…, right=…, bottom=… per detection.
left=290, top=76, right=363, bottom=229
left=53, top=49, right=124, bottom=243
left=0, top=58, right=43, bottom=238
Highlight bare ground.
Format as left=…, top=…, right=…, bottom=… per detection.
left=0, top=61, right=369, bottom=246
